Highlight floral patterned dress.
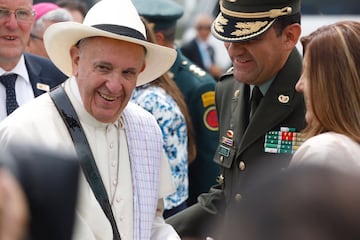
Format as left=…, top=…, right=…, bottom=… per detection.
left=131, top=85, right=189, bottom=209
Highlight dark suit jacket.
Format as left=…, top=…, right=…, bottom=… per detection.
left=24, top=53, right=67, bottom=96
left=181, top=39, right=205, bottom=70
left=167, top=49, right=306, bottom=238
left=181, top=39, right=215, bottom=72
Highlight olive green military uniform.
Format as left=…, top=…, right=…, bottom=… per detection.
left=167, top=0, right=305, bottom=233
left=167, top=48, right=306, bottom=238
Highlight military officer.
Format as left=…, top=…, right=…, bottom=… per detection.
left=132, top=0, right=220, bottom=207
left=166, top=0, right=306, bottom=238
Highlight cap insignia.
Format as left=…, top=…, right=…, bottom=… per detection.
left=232, top=21, right=268, bottom=37
left=214, top=14, right=228, bottom=33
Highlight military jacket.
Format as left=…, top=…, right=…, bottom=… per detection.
left=167, top=48, right=306, bottom=238
left=170, top=48, right=220, bottom=206
left=213, top=49, right=306, bottom=210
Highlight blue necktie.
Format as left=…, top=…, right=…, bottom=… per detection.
left=0, top=74, right=19, bottom=115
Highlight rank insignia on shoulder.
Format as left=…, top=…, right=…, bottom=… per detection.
left=264, top=127, right=304, bottom=154
left=189, top=64, right=206, bottom=77
left=201, top=91, right=215, bottom=107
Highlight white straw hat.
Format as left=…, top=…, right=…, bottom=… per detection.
left=43, top=0, right=177, bottom=86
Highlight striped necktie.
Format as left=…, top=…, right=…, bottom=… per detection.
left=0, top=73, right=19, bottom=115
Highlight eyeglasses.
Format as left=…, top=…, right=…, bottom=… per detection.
left=30, top=33, right=43, bottom=41
left=0, top=8, right=35, bottom=22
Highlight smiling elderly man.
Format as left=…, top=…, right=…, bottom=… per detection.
left=0, top=0, right=180, bottom=239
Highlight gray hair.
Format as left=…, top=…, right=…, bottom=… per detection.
left=32, top=8, right=73, bottom=36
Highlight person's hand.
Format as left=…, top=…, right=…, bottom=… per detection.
left=0, top=169, right=29, bottom=240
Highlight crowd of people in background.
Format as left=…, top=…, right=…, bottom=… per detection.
left=0, top=0, right=360, bottom=239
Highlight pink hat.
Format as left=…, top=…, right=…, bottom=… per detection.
left=33, top=2, right=60, bottom=21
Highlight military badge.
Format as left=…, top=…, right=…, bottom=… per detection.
left=264, top=127, right=304, bottom=153
left=203, top=106, right=218, bottom=131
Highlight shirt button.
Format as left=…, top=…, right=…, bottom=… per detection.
left=239, top=161, right=246, bottom=171
left=113, top=180, right=117, bottom=185
left=110, top=142, right=114, bottom=149
left=112, top=161, right=116, bottom=167
left=234, top=193, right=242, bottom=202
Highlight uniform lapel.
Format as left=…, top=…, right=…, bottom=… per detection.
left=231, top=82, right=249, bottom=145
left=238, top=49, right=302, bottom=155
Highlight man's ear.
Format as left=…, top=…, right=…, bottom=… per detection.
left=154, top=32, right=165, bottom=46
left=69, top=46, right=80, bottom=77
left=283, top=23, right=301, bottom=50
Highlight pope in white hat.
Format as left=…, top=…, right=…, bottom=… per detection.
left=0, top=0, right=180, bottom=239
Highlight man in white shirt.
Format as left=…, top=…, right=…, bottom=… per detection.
left=0, top=0, right=179, bottom=239
left=0, top=0, right=67, bottom=121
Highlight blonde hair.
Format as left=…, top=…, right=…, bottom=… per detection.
left=301, top=21, right=360, bottom=143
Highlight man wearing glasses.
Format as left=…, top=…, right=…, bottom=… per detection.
left=0, top=0, right=66, bottom=121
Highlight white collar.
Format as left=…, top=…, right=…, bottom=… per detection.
left=0, top=55, right=30, bottom=83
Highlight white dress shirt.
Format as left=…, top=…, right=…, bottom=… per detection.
left=0, top=55, right=34, bottom=120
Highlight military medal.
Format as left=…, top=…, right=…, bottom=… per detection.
left=226, top=130, right=234, bottom=138
left=221, top=136, right=233, bottom=146
left=264, top=127, right=304, bottom=154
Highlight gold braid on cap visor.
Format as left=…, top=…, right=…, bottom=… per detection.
left=213, top=3, right=292, bottom=40
left=220, top=4, right=292, bottom=19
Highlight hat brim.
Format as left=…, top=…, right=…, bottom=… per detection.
left=44, top=22, right=177, bottom=86
left=211, top=12, right=276, bottom=42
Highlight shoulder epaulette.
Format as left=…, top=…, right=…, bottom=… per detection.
left=185, top=61, right=207, bottom=77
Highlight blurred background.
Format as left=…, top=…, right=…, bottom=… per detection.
left=34, top=0, right=360, bottom=63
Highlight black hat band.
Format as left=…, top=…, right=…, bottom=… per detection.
left=93, top=24, right=146, bottom=41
